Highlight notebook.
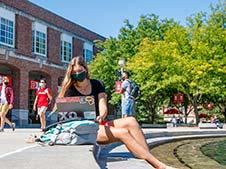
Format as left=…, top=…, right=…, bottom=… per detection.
left=55, top=96, right=96, bottom=121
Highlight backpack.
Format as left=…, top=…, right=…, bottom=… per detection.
left=39, top=120, right=99, bottom=145
left=127, top=80, right=141, bottom=99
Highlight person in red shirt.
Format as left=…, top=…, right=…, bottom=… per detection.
left=33, top=79, right=52, bottom=131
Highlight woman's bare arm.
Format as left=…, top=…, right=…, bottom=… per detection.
left=97, top=92, right=108, bottom=122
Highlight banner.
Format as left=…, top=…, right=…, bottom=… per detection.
left=29, top=80, right=39, bottom=90
left=115, top=81, right=122, bottom=94
left=173, top=93, right=184, bottom=104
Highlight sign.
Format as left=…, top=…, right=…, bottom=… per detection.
left=55, top=96, right=96, bottom=121
left=173, top=93, right=184, bottom=104
left=203, top=103, right=214, bottom=110
left=115, top=81, right=122, bottom=94
left=29, top=80, right=39, bottom=90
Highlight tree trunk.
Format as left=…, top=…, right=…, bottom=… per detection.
left=194, top=104, right=199, bottom=125
left=148, top=105, right=155, bottom=124
left=184, top=113, right=188, bottom=124
left=191, top=95, right=200, bottom=125
left=147, top=97, right=157, bottom=124
left=184, top=104, right=188, bottom=124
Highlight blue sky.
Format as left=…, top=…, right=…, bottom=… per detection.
left=29, top=0, right=219, bottom=38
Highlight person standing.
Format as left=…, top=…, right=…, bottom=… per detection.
left=171, top=115, right=177, bottom=127
left=0, top=76, right=15, bottom=132
left=120, top=71, right=135, bottom=118
left=33, top=79, right=52, bottom=131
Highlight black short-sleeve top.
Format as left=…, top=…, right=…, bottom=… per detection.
left=65, top=79, right=105, bottom=116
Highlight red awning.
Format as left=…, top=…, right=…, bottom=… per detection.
left=199, top=113, right=208, bottom=118
left=163, top=108, right=182, bottom=114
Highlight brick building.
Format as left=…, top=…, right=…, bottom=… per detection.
left=0, top=0, right=105, bottom=127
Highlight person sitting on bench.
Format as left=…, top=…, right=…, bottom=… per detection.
left=57, top=56, right=175, bottom=169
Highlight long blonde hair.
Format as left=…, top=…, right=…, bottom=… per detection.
left=58, top=56, right=89, bottom=98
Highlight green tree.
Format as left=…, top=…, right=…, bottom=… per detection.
left=90, top=15, right=177, bottom=105
left=184, top=1, right=226, bottom=123
left=90, top=2, right=226, bottom=124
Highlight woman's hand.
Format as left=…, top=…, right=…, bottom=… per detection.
left=9, top=104, right=13, bottom=109
left=96, top=115, right=104, bottom=124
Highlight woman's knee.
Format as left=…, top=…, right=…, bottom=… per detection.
left=97, top=126, right=123, bottom=144
left=127, top=116, right=137, bottom=122
left=0, top=113, right=5, bottom=118
left=40, top=113, right=45, bottom=117
left=125, top=117, right=139, bottom=128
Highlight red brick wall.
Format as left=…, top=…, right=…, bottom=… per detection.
left=47, top=28, right=61, bottom=65
left=1, top=0, right=104, bottom=65
left=0, top=54, right=65, bottom=109
left=15, top=14, right=32, bottom=57
left=19, top=69, right=29, bottom=109
left=73, top=38, right=84, bottom=57
left=0, top=0, right=105, bottom=42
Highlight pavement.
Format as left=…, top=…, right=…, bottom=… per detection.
left=0, top=129, right=99, bottom=169
left=0, top=127, right=226, bottom=169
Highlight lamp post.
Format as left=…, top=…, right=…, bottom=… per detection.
left=116, top=58, right=125, bottom=118
left=115, top=58, right=125, bottom=94
left=118, top=58, right=125, bottom=77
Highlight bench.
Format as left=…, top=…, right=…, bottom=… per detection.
left=198, top=123, right=217, bottom=129
left=141, top=123, right=167, bottom=128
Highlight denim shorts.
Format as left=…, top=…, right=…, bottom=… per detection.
left=121, top=98, right=135, bottom=116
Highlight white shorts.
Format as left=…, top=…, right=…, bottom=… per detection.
left=37, top=106, right=48, bottom=115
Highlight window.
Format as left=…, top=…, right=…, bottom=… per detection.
left=83, top=42, right=93, bottom=63
left=83, top=49, right=93, bottom=63
left=0, top=17, right=14, bottom=47
left=61, top=41, right=72, bottom=62
left=61, top=33, right=72, bottom=63
left=32, top=22, right=47, bottom=56
left=32, top=30, right=46, bottom=56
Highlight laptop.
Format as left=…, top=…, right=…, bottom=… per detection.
left=55, top=96, right=96, bottom=121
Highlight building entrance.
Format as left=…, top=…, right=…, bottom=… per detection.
left=0, top=64, right=18, bottom=121
left=28, top=71, right=51, bottom=124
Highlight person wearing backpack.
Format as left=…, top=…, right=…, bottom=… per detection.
left=120, top=71, right=136, bottom=118
left=33, top=79, right=52, bottom=131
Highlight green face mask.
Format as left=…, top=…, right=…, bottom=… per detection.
left=71, top=71, right=87, bottom=82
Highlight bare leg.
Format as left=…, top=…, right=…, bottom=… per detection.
left=109, top=117, right=149, bottom=151
left=39, top=112, right=46, bottom=129
left=97, top=125, right=166, bottom=169
left=0, top=105, right=9, bottom=130
left=43, top=113, right=46, bottom=128
left=4, top=117, right=13, bottom=127
left=0, top=113, right=12, bottom=129
left=0, top=113, right=5, bottom=129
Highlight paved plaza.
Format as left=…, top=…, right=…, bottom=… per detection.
left=0, top=127, right=225, bottom=169
left=0, top=129, right=98, bottom=169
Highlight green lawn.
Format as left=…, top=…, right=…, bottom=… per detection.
left=201, top=140, right=226, bottom=166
